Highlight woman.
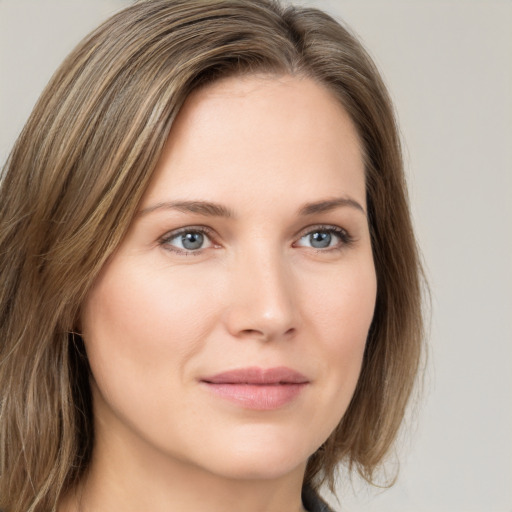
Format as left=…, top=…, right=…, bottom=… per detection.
left=0, top=1, right=424, bottom=511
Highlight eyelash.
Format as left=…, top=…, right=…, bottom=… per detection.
left=159, top=224, right=354, bottom=255
left=159, top=226, right=216, bottom=256
left=295, top=225, right=354, bottom=251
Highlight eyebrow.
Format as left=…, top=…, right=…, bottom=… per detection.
left=298, top=197, right=366, bottom=216
left=138, top=200, right=234, bottom=218
left=138, top=196, right=366, bottom=218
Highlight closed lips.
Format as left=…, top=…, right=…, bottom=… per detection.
left=200, top=367, right=309, bottom=410
left=201, top=366, right=310, bottom=385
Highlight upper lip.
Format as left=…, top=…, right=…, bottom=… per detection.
left=201, top=366, right=309, bottom=385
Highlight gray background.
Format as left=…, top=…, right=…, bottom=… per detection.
left=1, top=1, right=511, bottom=511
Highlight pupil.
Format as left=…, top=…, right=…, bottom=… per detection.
left=182, top=232, right=203, bottom=250
left=311, top=231, right=331, bottom=248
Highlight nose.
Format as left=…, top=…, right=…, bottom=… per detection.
left=223, top=247, right=299, bottom=342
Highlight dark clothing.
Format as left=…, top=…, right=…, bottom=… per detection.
left=302, top=486, right=336, bottom=512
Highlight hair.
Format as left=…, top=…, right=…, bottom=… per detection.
left=0, top=1, right=425, bottom=511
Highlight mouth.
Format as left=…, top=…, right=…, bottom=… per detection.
left=200, top=366, right=309, bottom=410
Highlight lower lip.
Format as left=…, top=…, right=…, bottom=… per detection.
left=202, top=383, right=307, bottom=410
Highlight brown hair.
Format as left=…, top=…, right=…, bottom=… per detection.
left=0, top=1, right=425, bottom=510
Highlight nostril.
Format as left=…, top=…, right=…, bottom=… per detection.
left=240, top=328, right=269, bottom=340
left=241, top=329, right=261, bottom=336
left=238, top=327, right=296, bottom=341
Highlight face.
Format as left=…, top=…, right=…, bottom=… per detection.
left=81, top=74, right=377, bottom=482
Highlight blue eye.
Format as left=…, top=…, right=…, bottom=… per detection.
left=162, top=229, right=213, bottom=253
left=308, top=231, right=333, bottom=248
left=296, top=227, right=351, bottom=250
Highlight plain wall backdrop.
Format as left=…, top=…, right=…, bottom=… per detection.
left=1, top=1, right=511, bottom=511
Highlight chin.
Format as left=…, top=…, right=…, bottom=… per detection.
left=204, top=453, right=307, bottom=482
left=182, top=426, right=317, bottom=481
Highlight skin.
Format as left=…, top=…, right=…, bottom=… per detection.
left=66, top=74, right=377, bottom=512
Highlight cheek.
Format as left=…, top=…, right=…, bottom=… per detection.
left=80, top=258, right=216, bottom=402
left=306, top=258, right=377, bottom=347
left=302, top=258, right=377, bottom=401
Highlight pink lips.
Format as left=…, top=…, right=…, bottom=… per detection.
left=201, top=367, right=309, bottom=410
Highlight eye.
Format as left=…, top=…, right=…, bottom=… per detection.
left=160, top=227, right=214, bottom=254
left=295, top=226, right=352, bottom=250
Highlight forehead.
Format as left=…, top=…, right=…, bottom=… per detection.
left=142, top=74, right=366, bottom=211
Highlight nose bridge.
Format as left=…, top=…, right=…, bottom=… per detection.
left=226, top=239, right=298, bottom=340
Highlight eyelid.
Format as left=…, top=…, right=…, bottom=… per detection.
left=159, top=225, right=218, bottom=255
left=293, top=224, right=354, bottom=249
left=158, top=223, right=354, bottom=255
